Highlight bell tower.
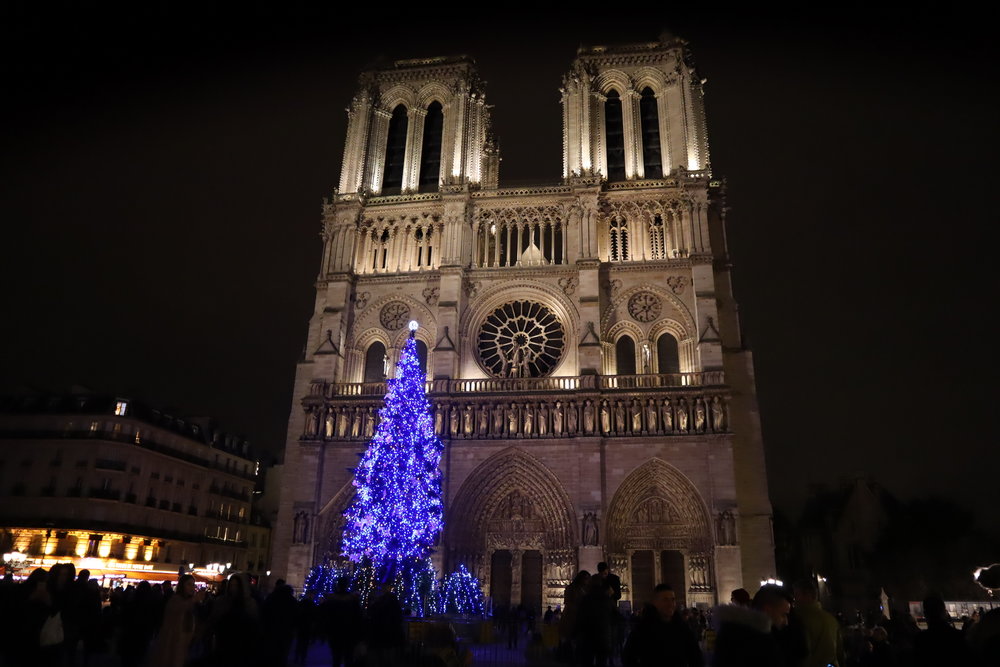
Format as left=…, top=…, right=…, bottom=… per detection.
left=338, top=55, right=499, bottom=196
left=561, top=34, right=710, bottom=180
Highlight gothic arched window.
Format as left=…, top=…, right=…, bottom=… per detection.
left=415, top=339, right=429, bottom=378
left=363, top=341, right=387, bottom=382
left=616, top=335, right=637, bottom=375
left=604, top=90, right=626, bottom=182
left=381, top=105, right=408, bottom=195
left=649, top=215, right=666, bottom=260
left=610, top=217, right=629, bottom=262
left=657, top=333, right=680, bottom=374
left=639, top=87, right=663, bottom=179
left=418, top=102, right=443, bottom=192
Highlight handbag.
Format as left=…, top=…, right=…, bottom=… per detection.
left=40, top=611, right=64, bottom=647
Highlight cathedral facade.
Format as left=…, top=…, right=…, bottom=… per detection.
left=273, top=36, right=775, bottom=611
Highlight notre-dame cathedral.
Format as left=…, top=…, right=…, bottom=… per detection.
left=273, top=34, right=775, bottom=611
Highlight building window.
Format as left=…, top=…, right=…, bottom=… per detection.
left=363, top=341, right=387, bottom=383
left=639, top=87, right=663, bottom=179
left=381, top=104, right=408, bottom=195
left=415, top=339, right=429, bottom=379
left=657, top=333, right=680, bottom=374
left=609, top=217, right=629, bottom=262
left=615, top=336, right=637, bottom=375
left=114, top=401, right=128, bottom=416
left=604, top=90, right=626, bottom=181
left=418, top=101, right=443, bottom=192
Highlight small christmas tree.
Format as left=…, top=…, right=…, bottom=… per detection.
left=341, top=322, right=444, bottom=606
left=437, top=564, right=486, bottom=616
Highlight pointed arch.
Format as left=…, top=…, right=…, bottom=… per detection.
left=607, top=458, right=712, bottom=553
left=314, top=481, right=356, bottom=565
left=381, top=104, right=409, bottom=195
left=446, top=447, right=577, bottom=552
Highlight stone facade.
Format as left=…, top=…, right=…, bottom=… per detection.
left=273, top=37, right=775, bottom=610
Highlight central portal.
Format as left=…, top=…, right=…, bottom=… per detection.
left=489, top=549, right=544, bottom=614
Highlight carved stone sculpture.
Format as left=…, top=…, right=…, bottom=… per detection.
left=582, top=401, right=594, bottom=434
left=677, top=399, right=689, bottom=432
left=694, top=399, right=706, bottom=432
left=553, top=401, right=564, bottom=434
left=600, top=401, right=611, bottom=434
left=463, top=405, right=473, bottom=436
left=711, top=396, right=725, bottom=432
left=582, top=512, right=599, bottom=546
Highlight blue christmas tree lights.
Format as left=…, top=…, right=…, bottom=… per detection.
left=341, top=323, right=445, bottom=582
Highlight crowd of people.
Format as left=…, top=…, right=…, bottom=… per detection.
left=0, top=565, right=419, bottom=667
left=2, top=561, right=999, bottom=667
left=552, top=563, right=1000, bottom=667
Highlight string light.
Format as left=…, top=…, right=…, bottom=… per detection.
left=340, top=331, right=444, bottom=598
left=302, top=328, right=486, bottom=616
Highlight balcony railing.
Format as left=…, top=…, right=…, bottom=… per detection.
left=311, top=372, right=723, bottom=399
left=303, top=372, right=730, bottom=442
left=0, top=429, right=256, bottom=481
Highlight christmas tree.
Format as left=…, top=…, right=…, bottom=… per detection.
left=341, top=321, right=445, bottom=589
left=437, top=564, right=485, bottom=615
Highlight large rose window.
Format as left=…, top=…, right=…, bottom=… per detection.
left=477, top=301, right=565, bottom=378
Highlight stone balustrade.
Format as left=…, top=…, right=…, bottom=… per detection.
left=301, top=373, right=729, bottom=442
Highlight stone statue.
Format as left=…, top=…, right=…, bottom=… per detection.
left=554, top=401, right=564, bottom=434
left=646, top=399, right=658, bottom=432
left=364, top=407, right=375, bottom=437
left=324, top=412, right=334, bottom=438
left=711, top=396, right=725, bottom=432
left=600, top=401, right=611, bottom=434
left=582, top=401, right=594, bottom=434
left=538, top=403, right=548, bottom=436
left=492, top=403, right=504, bottom=435
left=661, top=400, right=673, bottom=432
left=478, top=405, right=489, bottom=435
left=641, top=341, right=651, bottom=373
left=582, top=512, right=599, bottom=546
left=351, top=408, right=362, bottom=438
left=434, top=405, right=444, bottom=435
left=632, top=399, right=642, bottom=432
left=677, top=399, right=688, bottom=432
left=717, top=510, right=737, bottom=545
left=449, top=407, right=459, bottom=436
left=305, top=410, right=318, bottom=436
left=507, top=403, right=518, bottom=434
left=382, top=353, right=391, bottom=379
left=523, top=404, right=533, bottom=435
left=694, top=399, right=706, bottom=432
left=462, top=405, right=473, bottom=436
left=614, top=401, right=625, bottom=433
left=337, top=410, right=348, bottom=437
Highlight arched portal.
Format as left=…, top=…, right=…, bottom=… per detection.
left=607, top=459, right=714, bottom=608
left=446, top=448, right=577, bottom=611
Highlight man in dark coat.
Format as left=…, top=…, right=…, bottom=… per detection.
left=914, top=594, right=972, bottom=666
left=623, top=584, right=703, bottom=667
left=712, top=584, right=790, bottom=667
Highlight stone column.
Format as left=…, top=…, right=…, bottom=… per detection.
left=404, top=107, right=426, bottom=193
left=367, top=108, right=391, bottom=194
left=511, top=549, right=523, bottom=607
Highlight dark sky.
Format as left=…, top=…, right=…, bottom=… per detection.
left=1, top=7, right=995, bottom=529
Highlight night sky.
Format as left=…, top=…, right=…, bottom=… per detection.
left=2, top=7, right=995, bottom=531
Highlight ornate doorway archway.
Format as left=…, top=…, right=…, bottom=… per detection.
left=446, top=448, right=577, bottom=610
left=607, top=459, right=715, bottom=607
